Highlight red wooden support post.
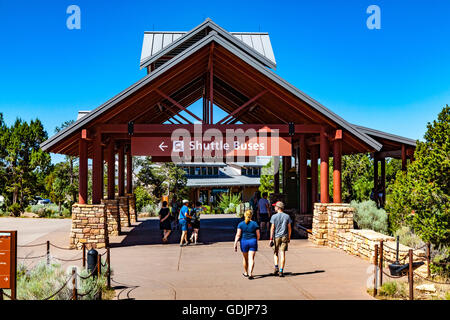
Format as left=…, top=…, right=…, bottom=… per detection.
left=311, top=145, right=318, bottom=204
left=373, top=244, right=378, bottom=297
left=427, top=242, right=431, bottom=278
left=408, top=249, right=414, bottom=300
left=126, top=146, right=133, bottom=194
left=373, top=155, right=379, bottom=190
left=333, top=138, right=342, bottom=203
left=320, top=129, right=329, bottom=203
left=209, top=43, right=214, bottom=124
left=79, top=138, right=88, bottom=204
left=379, top=240, right=384, bottom=286
left=401, top=144, right=407, bottom=171
left=299, top=135, right=307, bottom=213
left=97, top=254, right=102, bottom=278
left=118, top=144, right=125, bottom=197
left=107, top=140, right=115, bottom=200
left=380, top=157, right=386, bottom=206
left=92, top=129, right=103, bottom=204
left=72, top=267, right=77, bottom=300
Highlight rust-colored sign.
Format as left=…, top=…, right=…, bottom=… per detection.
left=131, top=136, right=292, bottom=157
left=0, top=231, right=16, bottom=298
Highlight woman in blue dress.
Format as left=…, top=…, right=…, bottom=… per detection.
left=234, top=210, right=260, bottom=280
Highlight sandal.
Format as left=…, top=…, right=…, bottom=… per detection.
left=248, top=276, right=254, bottom=280
left=242, top=273, right=248, bottom=277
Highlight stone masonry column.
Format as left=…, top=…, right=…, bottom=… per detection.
left=310, top=203, right=330, bottom=246
left=117, top=196, right=130, bottom=228
left=70, top=204, right=108, bottom=249
left=101, top=199, right=121, bottom=236
left=127, top=193, right=137, bottom=224
left=327, top=203, right=354, bottom=249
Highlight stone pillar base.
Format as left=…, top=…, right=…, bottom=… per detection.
left=327, top=203, right=354, bottom=249
left=127, top=193, right=137, bottom=224
left=70, top=203, right=108, bottom=249
left=310, top=203, right=330, bottom=246
left=118, top=196, right=130, bottom=228
left=101, top=199, right=121, bottom=236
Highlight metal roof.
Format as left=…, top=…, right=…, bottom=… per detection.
left=40, top=27, right=383, bottom=153
left=139, top=18, right=277, bottom=70
left=353, top=125, right=417, bottom=147
left=141, top=31, right=276, bottom=66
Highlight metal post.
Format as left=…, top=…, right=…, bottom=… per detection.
left=379, top=240, right=384, bottom=286
left=427, top=242, right=431, bottom=278
left=97, top=254, right=101, bottom=278
left=373, top=244, right=378, bottom=297
left=107, top=247, right=111, bottom=289
left=82, top=243, right=86, bottom=268
left=72, top=267, right=77, bottom=300
left=46, top=240, right=50, bottom=266
left=409, top=249, right=414, bottom=300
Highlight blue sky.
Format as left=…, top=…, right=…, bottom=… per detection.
left=0, top=0, right=449, bottom=163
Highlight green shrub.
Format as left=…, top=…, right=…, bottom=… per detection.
left=135, top=186, right=156, bottom=213
left=378, top=281, right=407, bottom=298
left=394, top=226, right=425, bottom=249
left=15, top=259, right=110, bottom=300
left=430, top=253, right=450, bottom=278
left=8, top=203, right=22, bottom=217
left=218, top=193, right=242, bottom=214
left=350, top=200, right=388, bottom=234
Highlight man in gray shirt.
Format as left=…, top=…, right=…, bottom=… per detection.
left=269, top=201, right=292, bottom=277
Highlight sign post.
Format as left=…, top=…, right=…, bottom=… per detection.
left=0, top=231, right=17, bottom=300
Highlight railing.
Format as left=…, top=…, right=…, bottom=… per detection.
left=0, top=241, right=112, bottom=301
left=373, top=240, right=449, bottom=300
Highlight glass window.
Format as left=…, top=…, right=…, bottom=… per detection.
left=195, top=167, right=200, bottom=175
left=241, top=168, right=247, bottom=175
left=213, top=167, right=219, bottom=175
left=183, top=167, right=189, bottom=175
left=190, top=167, right=195, bottom=175
left=207, top=167, right=213, bottom=175
left=202, top=167, right=207, bottom=176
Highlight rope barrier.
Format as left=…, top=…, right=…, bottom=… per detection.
left=17, top=242, right=46, bottom=248
left=413, top=272, right=450, bottom=285
left=77, top=262, right=101, bottom=280
left=18, top=254, right=47, bottom=260
left=77, top=285, right=95, bottom=298
left=49, top=243, right=74, bottom=250
left=381, top=269, right=406, bottom=279
left=53, top=256, right=83, bottom=262
left=1, top=290, right=13, bottom=300
left=42, top=274, right=73, bottom=301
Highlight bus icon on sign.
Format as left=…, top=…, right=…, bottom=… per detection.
left=173, top=141, right=184, bottom=152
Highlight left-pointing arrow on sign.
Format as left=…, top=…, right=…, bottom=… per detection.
left=159, top=142, right=168, bottom=152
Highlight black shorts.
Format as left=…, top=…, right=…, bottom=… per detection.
left=259, top=213, right=269, bottom=223
left=191, top=221, right=200, bottom=229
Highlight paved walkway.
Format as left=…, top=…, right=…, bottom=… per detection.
left=2, top=215, right=374, bottom=299
left=109, top=215, right=374, bottom=300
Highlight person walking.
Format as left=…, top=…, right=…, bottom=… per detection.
left=249, top=191, right=260, bottom=222
left=179, top=199, right=190, bottom=246
left=257, top=192, right=271, bottom=238
left=159, top=201, right=172, bottom=243
left=189, top=201, right=203, bottom=244
left=269, top=201, right=292, bottom=277
left=171, top=196, right=180, bottom=230
left=234, top=210, right=260, bottom=280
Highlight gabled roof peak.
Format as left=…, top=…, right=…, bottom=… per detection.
left=140, top=19, right=276, bottom=71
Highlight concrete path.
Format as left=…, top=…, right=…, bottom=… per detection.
left=1, top=215, right=374, bottom=299
left=109, top=215, right=374, bottom=300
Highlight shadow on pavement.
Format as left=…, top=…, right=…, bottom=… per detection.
left=110, top=216, right=243, bottom=248
left=252, top=270, right=325, bottom=280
